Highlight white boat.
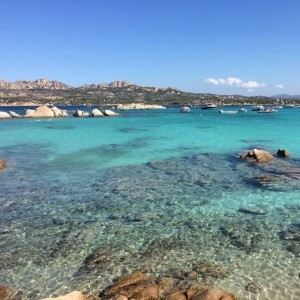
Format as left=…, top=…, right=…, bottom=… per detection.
left=257, top=107, right=278, bottom=113
left=180, top=106, right=191, bottom=113
left=251, top=105, right=264, bottom=111
left=201, top=103, right=217, bottom=109
left=284, top=104, right=295, bottom=108
left=219, top=110, right=238, bottom=114
left=219, top=108, right=247, bottom=114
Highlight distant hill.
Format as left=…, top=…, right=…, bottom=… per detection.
left=272, top=94, right=300, bottom=99
left=0, top=78, right=288, bottom=106
left=0, top=78, right=71, bottom=90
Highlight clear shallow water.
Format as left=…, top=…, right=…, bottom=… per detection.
left=0, top=106, right=300, bottom=299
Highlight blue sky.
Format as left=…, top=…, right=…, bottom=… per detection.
left=1, top=0, right=299, bottom=96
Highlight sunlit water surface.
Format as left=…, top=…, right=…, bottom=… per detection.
left=0, top=106, right=300, bottom=300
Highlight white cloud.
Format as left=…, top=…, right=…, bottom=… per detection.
left=205, top=77, right=267, bottom=89
left=275, top=84, right=284, bottom=89
left=205, top=78, right=220, bottom=85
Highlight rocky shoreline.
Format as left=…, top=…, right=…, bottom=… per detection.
left=1, top=271, right=238, bottom=300
left=0, top=105, right=123, bottom=119
left=0, top=104, right=170, bottom=119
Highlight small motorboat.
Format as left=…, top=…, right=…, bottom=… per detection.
left=180, top=106, right=191, bottom=113
left=257, top=107, right=278, bottom=113
left=219, top=110, right=238, bottom=114
left=201, top=103, right=217, bottom=109
left=238, top=108, right=247, bottom=112
left=251, top=105, right=264, bottom=111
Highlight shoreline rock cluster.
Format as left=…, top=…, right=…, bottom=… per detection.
left=38, top=271, right=237, bottom=300
left=0, top=103, right=168, bottom=119
left=74, top=109, right=120, bottom=117
left=0, top=106, right=121, bottom=119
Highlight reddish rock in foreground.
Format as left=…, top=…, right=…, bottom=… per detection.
left=0, top=285, right=22, bottom=300
left=99, top=272, right=237, bottom=300
left=0, top=159, right=5, bottom=171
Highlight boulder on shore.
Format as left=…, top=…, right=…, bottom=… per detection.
left=9, top=111, right=22, bottom=118
left=102, top=110, right=120, bottom=117
left=24, top=106, right=68, bottom=118
left=92, top=108, right=104, bottom=117
left=73, top=110, right=90, bottom=117
left=240, top=148, right=274, bottom=163
left=0, top=111, right=12, bottom=119
left=52, top=106, right=69, bottom=117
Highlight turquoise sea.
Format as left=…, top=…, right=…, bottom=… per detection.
left=0, top=106, right=300, bottom=299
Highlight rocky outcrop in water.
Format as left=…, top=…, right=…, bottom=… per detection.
left=73, top=110, right=90, bottom=117
left=0, top=111, right=12, bottom=119
left=240, top=149, right=274, bottom=163
left=24, top=106, right=68, bottom=118
left=277, top=149, right=289, bottom=157
left=92, top=109, right=105, bottom=117
left=102, top=110, right=120, bottom=117
left=9, top=111, right=22, bottom=118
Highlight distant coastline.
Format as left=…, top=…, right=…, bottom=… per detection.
left=1, top=78, right=298, bottom=107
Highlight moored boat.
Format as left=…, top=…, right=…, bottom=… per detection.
left=201, top=103, right=217, bottom=109
left=180, top=106, right=191, bottom=113
left=257, top=107, right=278, bottom=113
left=251, top=105, right=264, bottom=111
left=219, top=110, right=238, bottom=114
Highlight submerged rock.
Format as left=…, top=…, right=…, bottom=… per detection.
left=279, top=223, right=300, bottom=256
left=194, top=263, right=229, bottom=281
left=245, top=282, right=263, bottom=294
left=238, top=207, right=267, bottom=215
left=240, top=148, right=274, bottom=163
left=220, top=219, right=266, bottom=253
